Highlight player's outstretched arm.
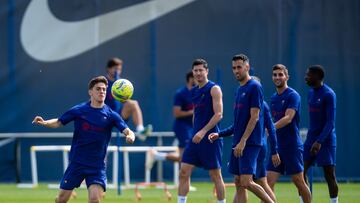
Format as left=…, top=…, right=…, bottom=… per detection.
left=32, top=116, right=62, bottom=128
left=122, top=128, right=135, bottom=144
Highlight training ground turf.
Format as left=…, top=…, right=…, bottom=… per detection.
left=0, top=182, right=359, bottom=203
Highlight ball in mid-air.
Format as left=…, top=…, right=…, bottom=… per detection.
left=111, top=79, right=134, bottom=102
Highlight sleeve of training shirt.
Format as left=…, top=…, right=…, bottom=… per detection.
left=219, top=124, right=234, bottom=137
left=112, top=111, right=128, bottom=133
left=287, top=92, right=300, bottom=110
left=264, top=103, right=278, bottom=154
left=317, top=92, right=336, bottom=144
left=250, top=83, right=263, bottom=109
left=58, top=105, right=79, bottom=125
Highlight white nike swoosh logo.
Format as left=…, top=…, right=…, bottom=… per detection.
left=20, top=0, right=196, bottom=62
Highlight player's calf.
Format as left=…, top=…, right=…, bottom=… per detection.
left=291, top=172, right=312, bottom=203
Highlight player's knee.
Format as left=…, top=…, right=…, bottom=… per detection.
left=324, top=168, right=336, bottom=182
left=234, top=176, right=241, bottom=187
left=128, top=100, right=139, bottom=108
left=209, top=172, right=222, bottom=183
left=239, top=177, right=251, bottom=189
left=291, top=173, right=307, bottom=188
left=179, top=168, right=191, bottom=180
left=267, top=178, right=275, bottom=187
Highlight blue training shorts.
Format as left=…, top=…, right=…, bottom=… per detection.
left=267, top=146, right=303, bottom=175
left=254, top=144, right=267, bottom=179
left=303, top=144, right=336, bottom=166
left=228, top=145, right=261, bottom=175
left=182, top=138, right=223, bottom=170
left=60, top=162, right=107, bottom=191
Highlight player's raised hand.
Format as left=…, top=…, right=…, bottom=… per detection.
left=32, top=116, right=45, bottom=125
left=271, top=153, right=281, bottom=167
left=192, top=130, right=205, bottom=144
left=233, top=139, right=246, bottom=157
left=208, top=133, right=219, bottom=143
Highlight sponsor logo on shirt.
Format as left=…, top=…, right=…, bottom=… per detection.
left=234, top=103, right=244, bottom=109
left=308, top=105, right=321, bottom=112
left=185, top=104, right=194, bottom=110
left=194, top=103, right=206, bottom=108
left=272, top=111, right=285, bottom=117
left=82, top=122, right=105, bottom=132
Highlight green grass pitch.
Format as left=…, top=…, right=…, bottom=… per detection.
left=0, top=182, right=359, bottom=203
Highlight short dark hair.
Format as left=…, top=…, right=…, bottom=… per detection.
left=308, top=65, right=325, bottom=81
left=192, top=58, right=208, bottom=69
left=88, top=76, right=108, bottom=89
left=272, top=64, right=289, bottom=77
left=186, top=71, right=193, bottom=82
left=107, top=58, right=123, bottom=68
left=232, top=54, right=249, bottom=63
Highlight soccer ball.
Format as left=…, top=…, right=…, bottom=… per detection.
left=111, top=79, right=134, bottom=102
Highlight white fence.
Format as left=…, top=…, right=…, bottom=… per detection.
left=0, top=132, right=178, bottom=189
left=17, top=145, right=179, bottom=189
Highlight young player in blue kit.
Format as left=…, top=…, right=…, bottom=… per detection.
left=32, top=76, right=135, bottom=203
left=266, top=64, right=312, bottom=203
left=209, top=55, right=274, bottom=203
left=178, top=59, right=226, bottom=203
left=304, top=65, right=338, bottom=203
left=105, top=58, right=152, bottom=139
left=146, top=71, right=194, bottom=169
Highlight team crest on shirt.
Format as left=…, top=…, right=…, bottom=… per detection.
left=317, top=98, right=321, bottom=103
left=281, top=100, right=285, bottom=105
left=241, top=92, right=246, bottom=97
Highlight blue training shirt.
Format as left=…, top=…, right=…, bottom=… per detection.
left=173, top=86, right=194, bottom=127
left=192, top=80, right=220, bottom=138
left=219, top=79, right=264, bottom=147
left=58, top=101, right=128, bottom=168
left=263, top=101, right=278, bottom=155
left=270, top=87, right=302, bottom=148
left=305, top=84, right=336, bottom=147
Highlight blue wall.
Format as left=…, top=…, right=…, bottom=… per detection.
left=1, top=0, right=359, bottom=182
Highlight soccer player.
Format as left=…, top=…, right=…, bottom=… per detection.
left=304, top=65, right=338, bottom=203
left=266, top=64, right=312, bottom=203
left=178, top=59, right=225, bottom=203
left=105, top=57, right=152, bottom=140
left=209, top=54, right=274, bottom=203
left=32, top=76, right=135, bottom=203
left=252, top=76, right=281, bottom=203
left=145, top=71, right=194, bottom=169
left=209, top=72, right=281, bottom=203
